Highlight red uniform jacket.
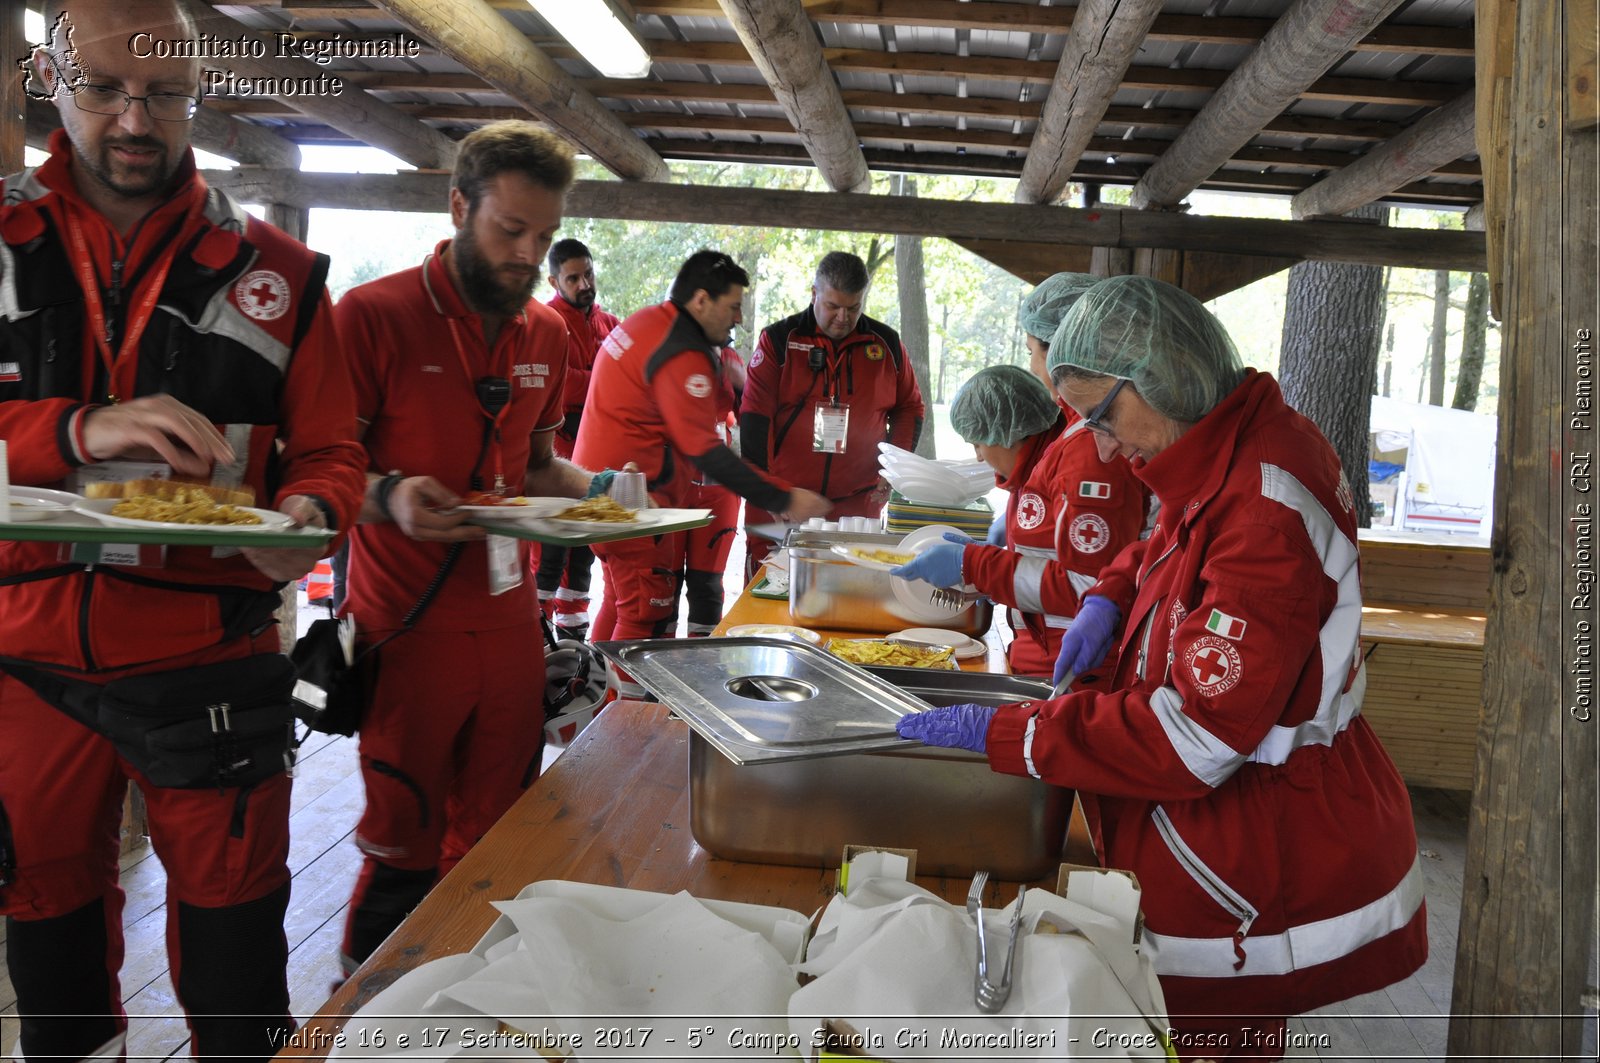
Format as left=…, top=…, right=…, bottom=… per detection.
left=987, top=371, right=1426, bottom=1017
left=572, top=302, right=790, bottom=512
left=963, top=414, right=1149, bottom=677
left=543, top=294, right=618, bottom=458
left=0, top=133, right=366, bottom=672
left=740, top=308, right=923, bottom=504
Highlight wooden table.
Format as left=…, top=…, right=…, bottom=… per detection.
left=280, top=699, right=1054, bottom=1059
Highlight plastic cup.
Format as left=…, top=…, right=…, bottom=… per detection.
left=607, top=470, right=648, bottom=511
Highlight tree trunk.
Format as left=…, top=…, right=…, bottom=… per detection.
left=893, top=175, right=936, bottom=458
left=1451, top=271, right=1490, bottom=411
left=1277, top=202, right=1388, bottom=526
left=1381, top=321, right=1395, bottom=397
left=1427, top=267, right=1451, bottom=405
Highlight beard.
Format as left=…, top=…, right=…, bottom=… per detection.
left=561, top=288, right=597, bottom=311
left=454, top=223, right=539, bottom=317
left=85, top=134, right=175, bottom=200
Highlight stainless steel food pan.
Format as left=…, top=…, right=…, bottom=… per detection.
left=687, top=665, right=1070, bottom=879
left=786, top=529, right=992, bottom=636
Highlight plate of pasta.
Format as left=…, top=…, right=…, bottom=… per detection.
left=73, top=497, right=295, bottom=532
left=829, top=544, right=920, bottom=571
left=536, top=495, right=645, bottom=532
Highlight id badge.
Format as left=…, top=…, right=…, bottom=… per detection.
left=813, top=401, right=850, bottom=454
left=487, top=533, right=524, bottom=596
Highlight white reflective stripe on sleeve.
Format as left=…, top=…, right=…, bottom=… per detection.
left=1145, top=853, right=1424, bottom=979
left=1012, top=554, right=1048, bottom=613
left=1043, top=613, right=1074, bottom=630
left=1150, top=685, right=1246, bottom=788
left=1251, top=462, right=1367, bottom=765
left=1021, top=714, right=1042, bottom=779
left=1066, top=568, right=1098, bottom=597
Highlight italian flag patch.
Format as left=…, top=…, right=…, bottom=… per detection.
left=1079, top=481, right=1111, bottom=498
left=1205, top=609, right=1247, bottom=639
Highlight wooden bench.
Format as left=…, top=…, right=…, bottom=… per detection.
left=1356, top=529, right=1489, bottom=791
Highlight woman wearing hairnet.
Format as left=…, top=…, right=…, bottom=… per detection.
left=898, top=277, right=1426, bottom=1060
left=890, top=275, right=1147, bottom=675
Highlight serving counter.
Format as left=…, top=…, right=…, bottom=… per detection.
left=281, top=581, right=1063, bottom=1058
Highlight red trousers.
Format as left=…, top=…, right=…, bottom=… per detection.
left=0, top=629, right=293, bottom=1061
left=590, top=530, right=686, bottom=642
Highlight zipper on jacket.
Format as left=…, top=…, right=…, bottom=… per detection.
left=1132, top=540, right=1181, bottom=680
left=1151, top=805, right=1258, bottom=969
left=105, top=258, right=124, bottom=347
left=78, top=566, right=98, bottom=672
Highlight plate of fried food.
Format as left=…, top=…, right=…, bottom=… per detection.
left=825, top=637, right=959, bottom=670
left=537, top=494, right=644, bottom=532
left=74, top=479, right=293, bottom=531
left=829, top=544, right=920, bottom=572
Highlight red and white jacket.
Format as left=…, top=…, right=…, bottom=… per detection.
left=962, top=413, right=1148, bottom=677
left=987, top=371, right=1427, bottom=1018
left=0, top=133, right=366, bottom=673
left=543, top=294, right=619, bottom=458
left=572, top=302, right=791, bottom=513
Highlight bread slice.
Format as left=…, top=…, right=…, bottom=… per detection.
left=84, top=478, right=256, bottom=507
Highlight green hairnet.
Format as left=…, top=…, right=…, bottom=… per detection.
left=1017, top=272, right=1098, bottom=342
left=949, top=364, right=1061, bottom=447
left=1046, top=275, right=1244, bottom=423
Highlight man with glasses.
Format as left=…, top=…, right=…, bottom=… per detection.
left=0, top=1, right=366, bottom=1058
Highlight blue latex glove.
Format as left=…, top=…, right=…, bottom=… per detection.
left=985, top=514, right=1007, bottom=546
left=896, top=702, right=997, bottom=753
left=1054, top=595, right=1121, bottom=684
left=586, top=470, right=616, bottom=498
left=889, top=542, right=966, bottom=588
left=940, top=529, right=976, bottom=547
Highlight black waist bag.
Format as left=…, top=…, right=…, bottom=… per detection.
left=3, top=654, right=298, bottom=790
left=289, top=618, right=366, bottom=738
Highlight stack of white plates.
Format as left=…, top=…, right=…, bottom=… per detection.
left=877, top=443, right=993, bottom=506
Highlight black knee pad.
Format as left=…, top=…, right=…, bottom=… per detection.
left=346, top=863, right=437, bottom=968
left=7, top=898, right=120, bottom=1062
left=176, top=881, right=292, bottom=1062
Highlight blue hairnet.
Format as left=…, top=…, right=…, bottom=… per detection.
left=1017, top=272, right=1098, bottom=342
left=1046, top=276, right=1244, bottom=422
left=949, top=364, right=1061, bottom=447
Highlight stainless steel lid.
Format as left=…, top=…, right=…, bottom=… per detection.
left=594, top=637, right=932, bottom=765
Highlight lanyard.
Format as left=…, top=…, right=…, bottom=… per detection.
left=61, top=203, right=188, bottom=405
left=442, top=313, right=516, bottom=494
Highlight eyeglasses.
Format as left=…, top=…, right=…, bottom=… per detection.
left=72, top=83, right=200, bottom=122
left=1082, top=378, right=1129, bottom=435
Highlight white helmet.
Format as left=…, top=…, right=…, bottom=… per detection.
left=543, top=639, right=608, bottom=724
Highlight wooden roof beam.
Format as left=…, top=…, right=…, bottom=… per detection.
left=200, top=168, right=1486, bottom=269
left=1132, top=0, right=1406, bottom=210
left=712, top=0, right=868, bottom=192
left=180, top=0, right=455, bottom=168
left=1292, top=91, right=1477, bottom=219
left=1015, top=0, right=1162, bottom=205
left=365, top=0, right=668, bottom=181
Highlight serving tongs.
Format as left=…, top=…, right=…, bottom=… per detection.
left=967, top=870, right=1024, bottom=1013
left=928, top=586, right=984, bottom=610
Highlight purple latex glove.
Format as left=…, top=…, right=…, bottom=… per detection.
left=1054, top=595, right=1120, bottom=684
left=889, top=542, right=966, bottom=588
left=985, top=514, right=1007, bottom=546
left=896, top=702, right=997, bottom=753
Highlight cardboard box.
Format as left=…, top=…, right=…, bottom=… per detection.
left=835, top=844, right=917, bottom=894
left=1055, top=862, right=1144, bottom=946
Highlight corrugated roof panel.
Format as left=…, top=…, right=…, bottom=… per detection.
left=968, top=29, right=1036, bottom=61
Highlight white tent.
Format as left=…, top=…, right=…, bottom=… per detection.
left=1369, top=395, right=1498, bottom=537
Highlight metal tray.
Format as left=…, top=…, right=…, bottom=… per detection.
left=593, top=637, right=931, bottom=765
left=786, top=528, right=992, bottom=636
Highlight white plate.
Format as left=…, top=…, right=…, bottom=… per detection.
left=889, top=627, right=988, bottom=660
left=454, top=496, right=571, bottom=519
left=726, top=623, right=820, bottom=644
left=829, top=543, right=919, bottom=571
left=537, top=515, right=648, bottom=533
left=73, top=497, right=295, bottom=532
left=3, top=487, right=80, bottom=523
left=888, top=525, right=979, bottom=622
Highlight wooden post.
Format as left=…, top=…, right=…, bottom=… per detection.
left=1448, top=0, right=1599, bottom=1054
left=266, top=204, right=311, bottom=243
left=1, top=0, right=26, bottom=175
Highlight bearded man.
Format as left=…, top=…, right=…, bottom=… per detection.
left=333, top=122, right=603, bottom=974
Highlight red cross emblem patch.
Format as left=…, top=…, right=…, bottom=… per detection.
left=1068, top=512, right=1111, bottom=553
left=1016, top=491, right=1046, bottom=530
left=234, top=270, right=290, bottom=322
left=1184, top=635, right=1243, bottom=696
